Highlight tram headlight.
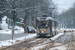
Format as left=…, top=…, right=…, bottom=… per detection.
left=42, top=31, right=44, bottom=33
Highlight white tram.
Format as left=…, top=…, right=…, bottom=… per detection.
left=36, top=17, right=58, bottom=37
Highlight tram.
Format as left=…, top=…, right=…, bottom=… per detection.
left=36, top=17, right=58, bottom=37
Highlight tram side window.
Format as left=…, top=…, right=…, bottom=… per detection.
left=49, top=20, right=52, bottom=26
left=56, top=22, right=58, bottom=27
left=52, top=21, right=54, bottom=27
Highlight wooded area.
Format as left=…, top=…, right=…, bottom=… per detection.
left=57, top=3, right=75, bottom=28
left=0, top=0, right=56, bottom=27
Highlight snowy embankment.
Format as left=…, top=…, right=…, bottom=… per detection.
left=0, top=34, right=36, bottom=48
left=50, top=33, right=64, bottom=40
left=0, top=33, right=64, bottom=48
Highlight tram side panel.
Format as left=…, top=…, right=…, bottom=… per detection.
left=55, top=21, right=58, bottom=34
left=52, top=21, right=56, bottom=36
left=56, top=22, right=58, bottom=34
left=54, top=21, right=57, bottom=35
left=49, top=20, right=53, bottom=36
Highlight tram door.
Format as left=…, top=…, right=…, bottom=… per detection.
left=49, top=20, right=53, bottom=36
left=54, top=21, right=57, bottom=35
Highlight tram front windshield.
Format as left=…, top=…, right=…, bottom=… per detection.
left=38, top=21, right=48, bottom=28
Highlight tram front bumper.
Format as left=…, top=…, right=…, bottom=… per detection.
left=37, top=33, right=49, bottom=35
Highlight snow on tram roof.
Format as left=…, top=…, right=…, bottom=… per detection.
left=37, top=17, right=58, bottom=22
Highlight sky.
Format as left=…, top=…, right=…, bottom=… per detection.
left=52, top=0, right=75, bottom=14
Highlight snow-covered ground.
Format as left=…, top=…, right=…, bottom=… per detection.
left=0, top=34, right=36, bottom=47
left=0, top=33, right=64, bottom=48
left=0, top=16, right=37, bottom=48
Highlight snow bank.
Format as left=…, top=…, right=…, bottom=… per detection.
left=50, top=33, right=64, bottom=40
left=0, top=34, right=36, bottom=47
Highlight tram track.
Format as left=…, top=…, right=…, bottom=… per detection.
left=27, top=32, right=74, bottom=50
left=44, top=34, right=66, bottom=50
left=20, top=38, right=51, bottom=50
left=2, top=37, right=50, bottom=50
left=44, top=33, right=73, bottom=50
left=67, top=33, right=73, bottom=50
left=19, top=38, right=47, bottom=50
left=70, top=32, right=75, bottom=50
left=25, top=33, right=64, bottom=50
left=45, top=40, right=55, bottom=50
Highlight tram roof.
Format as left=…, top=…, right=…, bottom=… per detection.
left=37, top=17, right=58, bottom=22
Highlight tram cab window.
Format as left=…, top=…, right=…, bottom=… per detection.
left=40, top=21, right=47, bottom=26
left=38, top=21, right=49, bottom=28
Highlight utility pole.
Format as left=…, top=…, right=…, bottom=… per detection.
left=49, top=8, right=55, bottom=36
left=49, top=8, right=55, bottom=17
left=0, top=12, right=2, bottom=22
left=29, top=10, right=31, bottom=25
left=11, top=0, right=16, bottom=40
left=0, top=16, right=1, bottom=30
left=11, top=10, right=17, bottom=40
left=24, top=10, right=28, bottom=33
left=9, top=14, right=12, bottom=28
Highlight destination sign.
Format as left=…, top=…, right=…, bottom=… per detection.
left=40, top=18, right=46, bottom=20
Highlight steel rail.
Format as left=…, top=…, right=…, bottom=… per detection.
left=68, top=32, right=73, bottom=50
left=19, top=38, right=48, bottom=50
left=46, top=33, right=66, bottom=50
left=46, top=40, right=55, bottom=50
